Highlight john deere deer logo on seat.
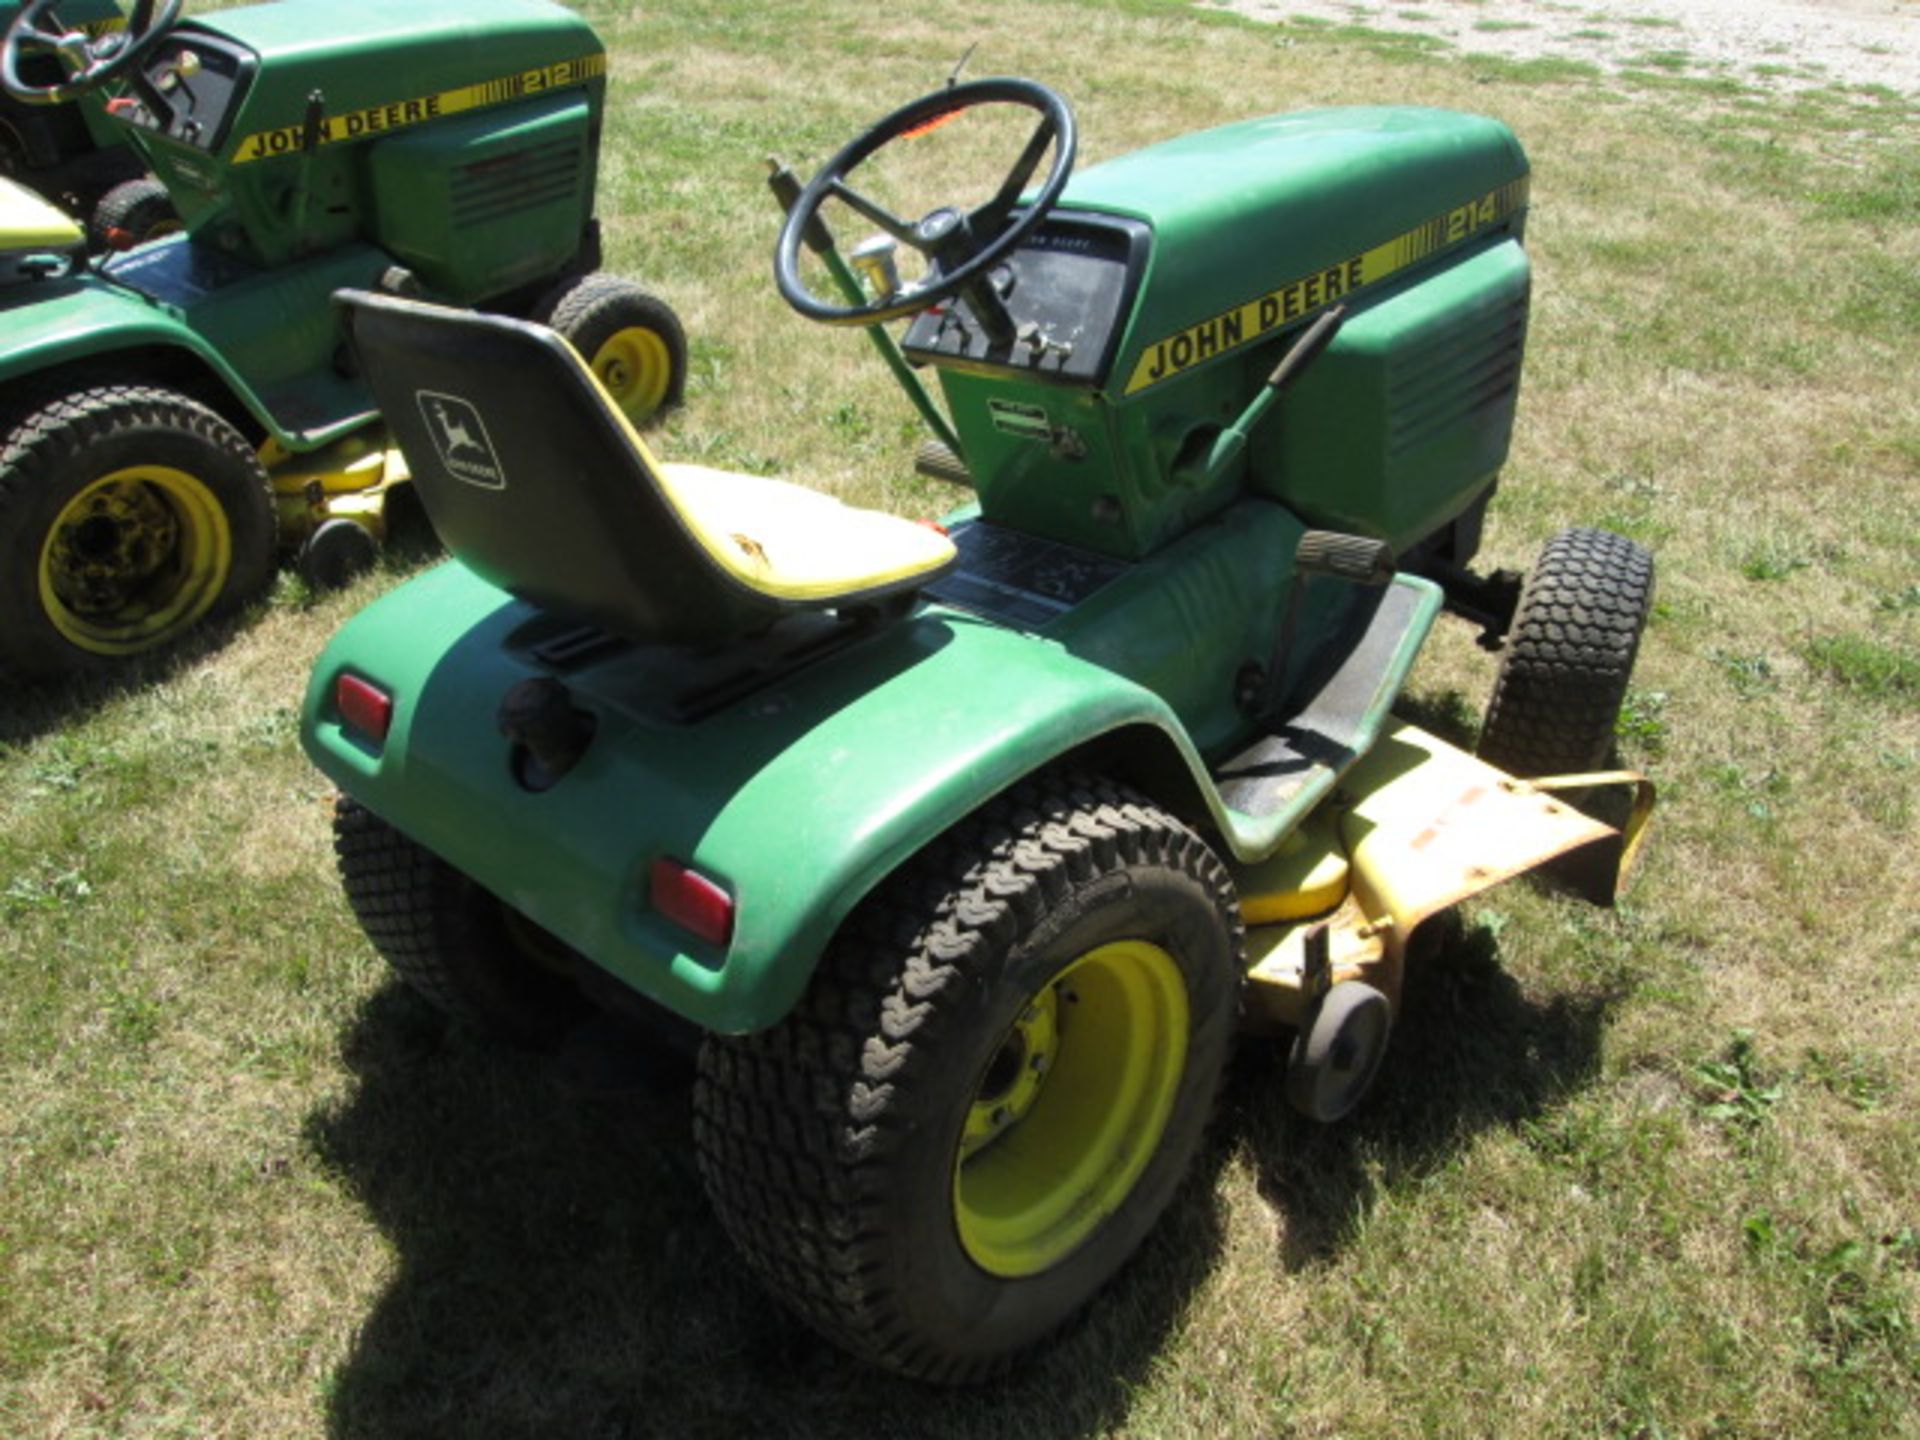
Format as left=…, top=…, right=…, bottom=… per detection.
left=417, top=391, right=507, bottom=490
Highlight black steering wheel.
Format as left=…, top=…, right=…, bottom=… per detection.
left=775, top=77, right=1076, bottom=327
left=2, top=0, right=183, bottom=107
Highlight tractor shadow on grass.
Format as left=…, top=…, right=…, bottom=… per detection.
left=308, top=984, right=1231, bottom=1440
left=0, top=612, right=259, bottom=747
left=1231, top=919, right=1625, bottom=1269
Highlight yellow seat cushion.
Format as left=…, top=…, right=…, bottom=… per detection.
left=0, top=176, right=84, bottom=253
left=655, top=461, right=955, bottom=602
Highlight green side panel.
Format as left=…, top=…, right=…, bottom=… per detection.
left=172, top=242, right=390, bottom=441
left=368, top=92, right=593, bottom=303
left=302, top=564, right=1214, bottom=1035
left=1259, top=237, right=1532, bottom=551
left=93, top=237, right=391, bottom=443
left=935, top=368, right=1247, bottom=561
left=1042, top=499, right=1301, bottom=759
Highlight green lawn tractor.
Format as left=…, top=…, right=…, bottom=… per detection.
left=301, top=81, right=1656, bottom=1381
left=0, top=0, right=686, bottom=681
left=0, top=0, right=178, bottom=246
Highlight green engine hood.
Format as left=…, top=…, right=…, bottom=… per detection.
left=1061, top=106, right=1529, bottom=399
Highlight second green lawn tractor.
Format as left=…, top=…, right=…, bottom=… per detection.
left=0, top=0, right=686, bottom=682
left=302, top=81, right=1655, bottom=1381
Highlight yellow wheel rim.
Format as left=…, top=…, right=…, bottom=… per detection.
left=953, top=940, right=1190, bottom=1278
left=36, top=464, right=233, bottom=656
left=588, top=325, right=673, bottom=423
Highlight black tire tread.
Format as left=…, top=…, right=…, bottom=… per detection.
left=691, top=769, right=1243, bottom=1383
left=88, top=175, right=176, bottom=250
left=332, top=795, right=585, bottom=1048
left=1477, top=526, right=1654, bottom=777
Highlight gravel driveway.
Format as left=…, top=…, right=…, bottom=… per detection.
left=1209, top=0, right=1920, bottom=96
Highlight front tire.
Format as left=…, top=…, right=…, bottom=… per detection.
left=533, top=272, right=687, bottom=426
left=0, top=385, right=274, bottom=680
left=693, top=772, right=1242, bottom=1381
left=1477, top=526, right=1654, bottom=777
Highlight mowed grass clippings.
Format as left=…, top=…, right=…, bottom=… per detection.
left=3, top=0, right=1917, bottom=1435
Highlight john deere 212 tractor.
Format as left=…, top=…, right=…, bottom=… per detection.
left=0, top=0, right=685, bottom=681
left=302, top=81, right=1655, bottom=1379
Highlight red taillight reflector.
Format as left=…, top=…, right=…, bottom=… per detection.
left=650, top=858, right=735, bottom=947
left=336, top=674, right=393, bottom=741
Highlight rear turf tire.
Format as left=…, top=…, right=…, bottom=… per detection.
left=692, top=771, right=1242, bottom=1382
left=1477, top=526, right=1654, bottom=778
left=534, top=272, right=687, bottom=425
left=0, top=385, right=274, bottom=680
left=332, top=795, right=589, bottom=1049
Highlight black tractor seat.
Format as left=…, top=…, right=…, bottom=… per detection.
left=336, top=290, right=957, bottom=648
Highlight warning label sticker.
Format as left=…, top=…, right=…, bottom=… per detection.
left=988, top=399, right=1053, bottom=443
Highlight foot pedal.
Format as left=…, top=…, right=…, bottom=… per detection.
left=915, top=439, right=972, bottom=488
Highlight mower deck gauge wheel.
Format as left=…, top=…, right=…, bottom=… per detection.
left=0, top=385, right=273, bottom=677
left=693, top=770, right=1241, bottom=1382
left=1285, top=980, right=1392, bottom=1123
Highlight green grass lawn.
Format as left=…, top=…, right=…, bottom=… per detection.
left=3, top=0, right=1917, bottom=1435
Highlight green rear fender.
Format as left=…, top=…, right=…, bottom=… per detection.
left=302, top=563, right=1221, bottom=1035
left=0, top=279, right=271, bottom=428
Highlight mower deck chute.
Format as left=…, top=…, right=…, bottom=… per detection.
left=1239, top=722, right=1653, bottom=1030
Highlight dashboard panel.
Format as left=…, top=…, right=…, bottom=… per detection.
left=900, top=212, right=1150, bottom=389
left=114, top=33, right=258, bottom=154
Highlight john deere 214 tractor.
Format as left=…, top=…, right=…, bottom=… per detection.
left=302, top=81, right=1655, bottom=1380
left=0, top=0, right=685, bottom=681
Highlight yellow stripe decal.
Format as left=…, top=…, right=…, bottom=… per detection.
left=230, top=52, right=607, bottom=165
left=1122, top=176, right=1529, bottom=395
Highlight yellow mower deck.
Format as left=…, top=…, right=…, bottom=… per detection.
left=1236, top=722, right=1654, bottom=1030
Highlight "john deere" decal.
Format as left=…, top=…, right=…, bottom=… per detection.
left=231, top=54, right=608, bottom=164
left=1124, top=177, right=1528, bottom=395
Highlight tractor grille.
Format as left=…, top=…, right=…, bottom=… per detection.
left=1384, top=292, right=1529, bottom=461
left=449, top=139, right=585, bottom=227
